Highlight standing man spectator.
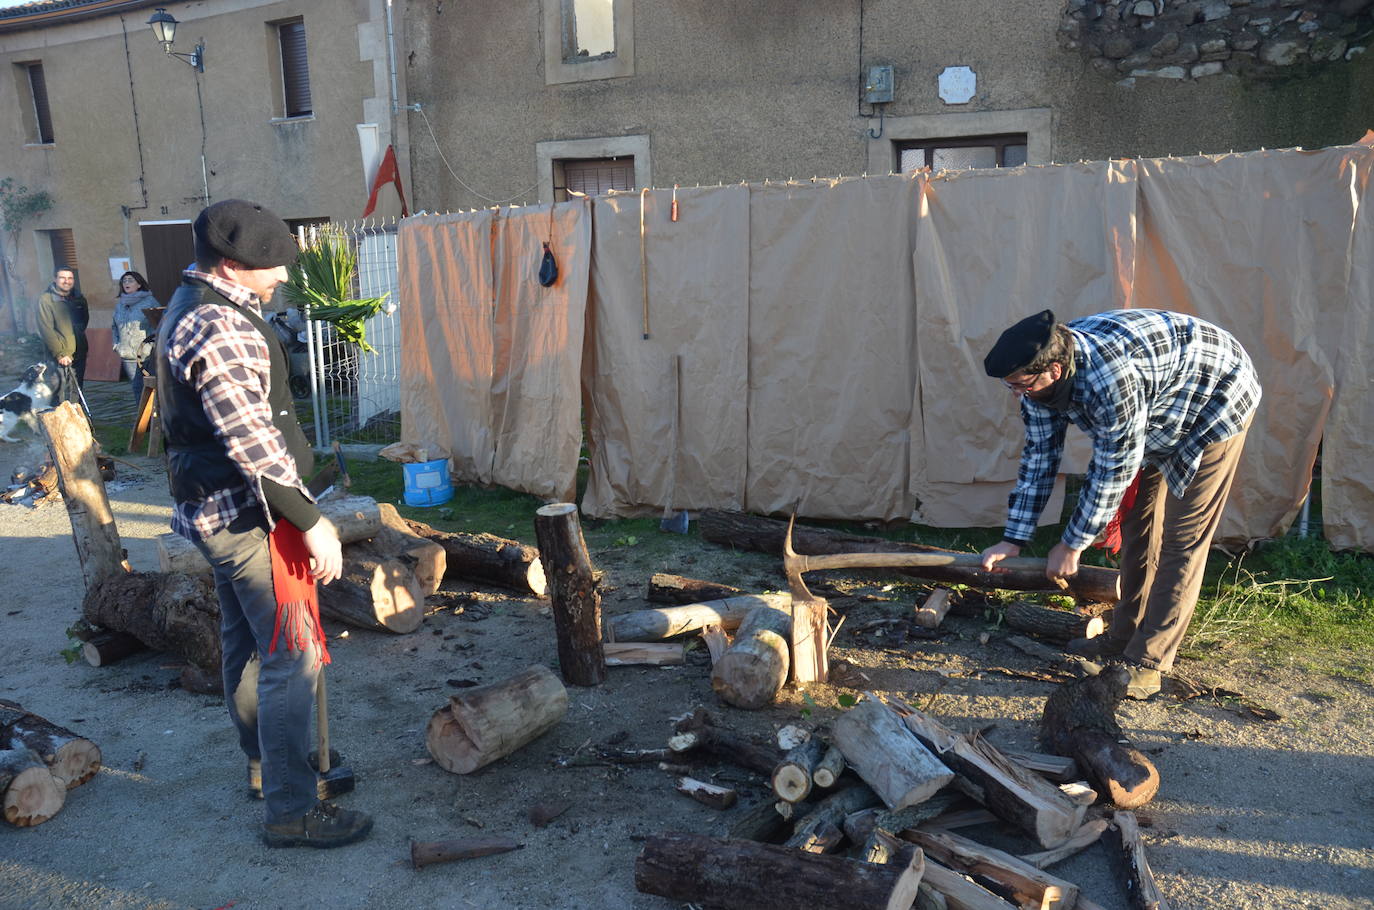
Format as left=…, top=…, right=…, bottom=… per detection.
left=979, top=309, right=1260, bottom=700
left=36, top=266, right=89, bottom=398
left=157, top=199, right=372, bottom=848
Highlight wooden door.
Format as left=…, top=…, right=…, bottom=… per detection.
left=139, top=221, right=195, bottom=308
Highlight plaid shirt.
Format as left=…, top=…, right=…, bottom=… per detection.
left=165, top=270, right=310, bottom=541
left=1006, top=309, right=1261, bottom=550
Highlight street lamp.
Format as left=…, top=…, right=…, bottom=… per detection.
left=147, top=8, right=205, bottom=72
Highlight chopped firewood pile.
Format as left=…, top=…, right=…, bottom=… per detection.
left=0, top=699, right=101, bottom=828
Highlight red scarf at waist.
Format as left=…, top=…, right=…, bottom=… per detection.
left=267, top=522, right=331, bottom=668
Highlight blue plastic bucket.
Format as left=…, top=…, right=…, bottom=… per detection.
left=402, top=458, right=453, bottom=507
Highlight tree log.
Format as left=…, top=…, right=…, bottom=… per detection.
left=635, top=833, right=925, bottom=910
left=534, top=503, right=605, bottom=687
left=319, top=549, right=426, bottom=633
left=830, top=699, right=954, bottom=810
left=0, top=748, right=65, bottom=827
left=603, top=642, right=685, bottom=666
left=1040, top=667, right=1160, bottom=809
left=700, top=624, right=730, bottom=664
left=410, top=836, right=522, bottom=868
left=425, top=664, right=568, bottom=774
left=896, top=701, right=1086, bottom=848
left=914, top=588, right=954, bottom=629
left=812, top=744, right=846, bottom=789
left=1108, top=811, right=1173, bottom=910
left=845, top=792, right=964, bottom=853
left=784, top=783, right=883, bottom=849
left=0, top=701, right=101, bottom=790
left=772, top=737, right=826, bottom=803
left=697, top=510, right=1119, bottom=603
left=81, top=630, right=147, bottom=667
left=668, top=707, right=780, bottom=776
left=1005, top=602, right=1104, bottom=643
left=903, top=828, right=1079, bottom=910
left=711, top=602, right=791, bottom=709
left=647, top=573, right=744, bottom=605
left=405, top=517, right=547, bottom=597
left=919, top=859, right=1022, bottom=910
left=82, top=570, right=221, bottom=670
left=158, top=494, right=384, bottom=576
left=608, top=593, right=790, bottom=642
left=729, top=797, right=792, bottom=842
left=38, top=402, right=125, bottom=590
left=365, top=502, right=446, bottom=595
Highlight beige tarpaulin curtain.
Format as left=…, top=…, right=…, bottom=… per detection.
left=397, top=201, right=590, bottom=502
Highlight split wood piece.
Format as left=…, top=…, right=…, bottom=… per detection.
left=0, top=700, right=101, bottom=790
left=81, top=630, right=147, bottom=667
left=700, top=624, right=730, bottom=664
left=920, top=858, right=1023, bottom=910
left=698, top=510, right=1119, bottom=603
left=410, top=836, right=522, bottom=869
left=1003, top=750, right=1080, bottom=785
left=728, top=797, right=794, bottom=843
left=830, top=699, right=954, bottom=809
left=1060, top=781, right=1098, bottom=807
left=635, top=832, right=926, bottom=910
left=1108, top=811, right=1173, bottom=910
left=896, top=701, right=1086, bottom=848
left=607, top=593, right=790, bottom=642
left=793, top=819, right=846, bottom=854
left=1005, top=602, right=1105, bottom=644
left=0, top=747, right=65, bottom=827
left=1040, top=667, right=1160, bottom=809
left=918, top=809, right=1001, bottom=833
left=603, top=642, right=685, bottom=666
left=37, top=402, right=126, bottom=590
left=534, top=503, right=606, bottom=687
left=365, top=502, right=447, bottom=595
left=1020, top=817, right=1109, bottom=869
left=83, top=570, right=222, bottom=670
left=425, top=665, right=568, bottom=774
left=647, top=572, right=744, bottom=605
left=668, top=707, right=780, bottom=776
left=917, top=883, right=950, bottom=910
left=914, top=588, right=954, bottom=629
left=675, top=776, right=738, bottom=810
left=772, top=737, right=826, bottom=804
left=405, top=516, right=547, bottom=597
left=863, top=832, right=951, bottom=910
left=903, top=828, right=1079, bottom=910
left=789, top=594, right=828, bottom=684
left=711, top=601, right=791, bottom=709
left=320, top=549, right=426, bottom=634
left=845, top=792, right=964, bottom=858
left=784, top=783, right=884, bottom=850
left=812, top=744, right=846, bottom=789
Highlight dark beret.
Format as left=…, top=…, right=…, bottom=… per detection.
left=194, top=199, right=299, bottom=269
left=983, top=309, right=1057, bottom=378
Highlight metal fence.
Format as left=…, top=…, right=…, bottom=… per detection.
left=295, top=219, right=403, bottom=448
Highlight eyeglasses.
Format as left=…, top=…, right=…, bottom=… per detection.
left=1001, top=372, right=1043, bottom=393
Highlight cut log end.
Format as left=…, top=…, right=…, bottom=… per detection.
left=1, top=749, right=66, bottom=827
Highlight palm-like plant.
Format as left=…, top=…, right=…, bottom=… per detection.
left=279, top=228, right=390, bottom=353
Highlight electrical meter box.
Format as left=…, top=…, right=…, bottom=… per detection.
left=865, top=65, right=894, bottom=104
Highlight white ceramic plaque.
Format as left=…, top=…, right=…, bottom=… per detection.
left=938, top=66, right=977, bottom=104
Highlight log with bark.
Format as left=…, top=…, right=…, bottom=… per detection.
left=812, top=744, right=846, bottom=789
left=895, top=700, right=1086, bottom=848
left=38, top=402, right=127, bottom=590
left=914, top=588, right=954, bottom=629
left=319, top=549, right=426, bottom=634
left=405, top=517, right=547, bottom=597
left=1004, top=602, right=1105, bottom=644
left=783, top=782, right=883, bottom=850
left=1108, top=811, right=1172, bottom=910
left=830, top=699, right=954, bottom=809
left=698, top=510, right=1119, bottom=603
left=675, top=776, right=738, bottom=810
left=647, top=573, right=745, bottom=605
left=0, top=700, right=101, bottom=789
left=668, top=707, right=780, bottom=776
left=82, top=570, right=222, bottom=670
left=367, top=502, right=447, bottom=595
left=635, top=832, right=926, bottom=910
left=534, top=503, right=605, bottom=687
left=772, top=737, right=826, bottom=803
left=607, top=593, right=791, bottom=642
left=728, top=797, right=793, bottom=843
left=81, top=630, right=147, bottom=667
left=1039, top=667, right=1160, bottom=809
left=602, top=643, right=685, bottom=666
left=0, top=747, right=65, bottom=827
left=425, top=665, right=568, bottom=774
left=919, top=858, right=1023, bottom=910
left=902, top=828, right=1079, bottom=910
left=711, top=602, right=792, bottom=709
left=844, top=792, right=964, bottom=860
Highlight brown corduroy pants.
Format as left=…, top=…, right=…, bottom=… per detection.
left=1111, top=426, right=1250, bottom=673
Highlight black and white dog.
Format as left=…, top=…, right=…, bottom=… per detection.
left=0, top=363, right=57, bottom=442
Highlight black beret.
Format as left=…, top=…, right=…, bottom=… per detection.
left=983, top=309, right=1057, bottom=378
left=194, top=200, right=299, bottom=269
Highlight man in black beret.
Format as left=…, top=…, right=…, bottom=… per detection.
left=979, top=309, right=1261, bottom=699
left=157, top=200, right=372, bottom=847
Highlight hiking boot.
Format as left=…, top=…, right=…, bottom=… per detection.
left=247, top=759, right=263, bottom=800
left=1066, top=635, right=1127, bottom=660
left=262, top=801, right=373, bottom=849
left=1123, top=662, right=1162, bottom=700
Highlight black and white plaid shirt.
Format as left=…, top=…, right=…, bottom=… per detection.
left=1006, top=309, right=1261, bottom=549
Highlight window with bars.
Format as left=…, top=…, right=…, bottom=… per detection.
left=19, top=62, right=54, bottom=144
left=553, top=157, right=635, bottom=202
left=897, top=134, right=1028, bottom=173
left=277, top=19, right=312, bottom=118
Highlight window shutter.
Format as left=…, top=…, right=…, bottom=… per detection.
left=563, top=158, right=635, bottom=196
left=279, top=21, right=312, bottom=117
left=48, top=229, right=77, bottom=276
left=28, top=64, right=54, bottom=144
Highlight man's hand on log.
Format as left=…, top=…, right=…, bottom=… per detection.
left=979, top=540, right=1021, bottom=572
left=1045, top=542, right=1081, bottom=583
left=303, top=516, right=343, bottom=585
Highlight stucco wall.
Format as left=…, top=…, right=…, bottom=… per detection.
left=403, top=0, right=1372, bottom=211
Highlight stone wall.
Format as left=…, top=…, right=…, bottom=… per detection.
left=1060, top=0, right=1374, bottom=81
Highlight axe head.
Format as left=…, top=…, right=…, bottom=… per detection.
left=782, top=513, right=815, bottom=602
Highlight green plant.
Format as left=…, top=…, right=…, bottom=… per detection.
left=279, top=229, right=390, bottom=353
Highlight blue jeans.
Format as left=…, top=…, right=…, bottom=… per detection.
left=194, top=509, right=321, bottom=824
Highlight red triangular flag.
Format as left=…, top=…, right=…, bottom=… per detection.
left=363, top=144, right=410, bottom=219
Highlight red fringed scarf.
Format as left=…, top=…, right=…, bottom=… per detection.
left=267, top=522, right=331, bottom=668
left=1096, top=471, right=1142, bottom=555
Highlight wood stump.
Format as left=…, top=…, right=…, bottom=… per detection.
left=0, top=748, right=65, bottom=827
left=1040, top=667, right=1159, bottom=809
left=711, top=602, right=791, bottom=709
left=37, top=402, right=126, bottom=590
left=426, top=665, right=568, bottom=774
left=534, top=503, right=605, bottom=686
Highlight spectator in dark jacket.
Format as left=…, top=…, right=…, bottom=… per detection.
left=37, top=267, right=89, bottom=396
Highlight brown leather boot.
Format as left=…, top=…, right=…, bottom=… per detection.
left=262, top=801, right=373, bottom=848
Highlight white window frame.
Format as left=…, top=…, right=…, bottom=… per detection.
left=543, top=0, right=634, bottom=85
left=536, top=135, right=650, bottom=204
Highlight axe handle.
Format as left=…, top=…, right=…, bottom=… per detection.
left=317, top=668, right=331, bottom=775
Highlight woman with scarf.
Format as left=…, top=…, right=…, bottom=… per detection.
left=112, top=270, right=159, bottom=394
